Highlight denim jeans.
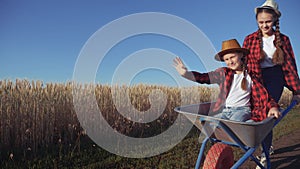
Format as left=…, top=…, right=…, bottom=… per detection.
left=214, top=106, right=251, bottom=122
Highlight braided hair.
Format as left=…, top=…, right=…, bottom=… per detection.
left=256, top=8, right=284, bottom=65
left=240, top=54, right=248, bottom=91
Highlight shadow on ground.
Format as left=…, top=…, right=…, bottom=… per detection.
left=271, top=143, right=300, bottom=169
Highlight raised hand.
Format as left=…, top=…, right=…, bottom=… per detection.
left=173, top=57, right=188, bottom=76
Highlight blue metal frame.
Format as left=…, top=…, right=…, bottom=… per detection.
left=194, top=101, right=297, bottom=169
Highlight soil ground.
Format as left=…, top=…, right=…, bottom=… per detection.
left=240, top=129, right=300, bottom=169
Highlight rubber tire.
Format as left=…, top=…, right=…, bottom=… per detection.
left=203, top=143, right=234, bottom=169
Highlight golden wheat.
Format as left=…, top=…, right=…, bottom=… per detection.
left=0, top=79, right=292, bottom=157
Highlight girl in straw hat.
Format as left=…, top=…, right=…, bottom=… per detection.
left=243, top=0, right=300, bottom=167
left=173, top=39, right=281, bottom=122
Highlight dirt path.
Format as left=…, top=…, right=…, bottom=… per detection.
left=269, top=129, right=300, bottom=169
left=240, top=130, right=300, bottom=168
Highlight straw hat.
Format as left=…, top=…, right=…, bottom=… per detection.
left=255, top=0, right=281, bottom=17
left=214, top=39, right=249, bottom=61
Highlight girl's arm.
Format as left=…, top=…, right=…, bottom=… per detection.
left=173, top=57, right=224, bottom=84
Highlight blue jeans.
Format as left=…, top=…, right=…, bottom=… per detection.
left=214, top=106, right=252, bottom=122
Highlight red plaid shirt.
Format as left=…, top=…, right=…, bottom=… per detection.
left=183, top=67, right=278, bottom=121
left=243, top=30, right=300, bottom=95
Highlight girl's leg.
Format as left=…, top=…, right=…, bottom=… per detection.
left=228, top=106, right=252, bottom=122
left=262, top=65, right=284, bottom=102
left=262, top=65, right=285, bottom=153
left=213, top=107, right=251, bottom=122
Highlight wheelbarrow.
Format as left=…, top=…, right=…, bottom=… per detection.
left=174, top=101, right=297, bottom=169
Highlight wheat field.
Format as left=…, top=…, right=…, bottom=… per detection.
left=0, top=79, right=293, bottom=159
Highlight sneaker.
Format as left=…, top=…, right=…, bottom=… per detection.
left=255, top=153, right=267, bottom=169
left=256, top=145, right=274, bottom=159
left=269, top=145, right=274, bottom=155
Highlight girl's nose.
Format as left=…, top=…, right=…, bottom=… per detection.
left=263, top=23, right=268, bottom=28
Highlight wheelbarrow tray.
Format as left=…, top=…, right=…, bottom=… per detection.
left=174, top=102, right=275, bottom=147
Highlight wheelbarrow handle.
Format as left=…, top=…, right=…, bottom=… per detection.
left=274, top=100, right=298, bottom=127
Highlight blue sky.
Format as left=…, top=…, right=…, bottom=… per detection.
left=1, top=0, right=300, bottom=86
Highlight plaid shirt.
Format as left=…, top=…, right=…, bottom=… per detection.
left=243, top=30, right=300, bottom=95
left=183, top=67, right=278, bottom=121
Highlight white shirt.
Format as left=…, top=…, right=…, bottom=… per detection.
left=225, top=73, right=252, bottom=107
left=260, top=35, right=276, bottom=68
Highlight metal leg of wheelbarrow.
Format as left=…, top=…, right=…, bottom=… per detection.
left=231, top=140, right=271, bottom=169
left=195, top=137, right=209, bottom=169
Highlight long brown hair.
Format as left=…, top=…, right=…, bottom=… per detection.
left=256, top=8, right=284, bottom=65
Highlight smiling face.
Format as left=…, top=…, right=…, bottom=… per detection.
left=256, top=10, right=277, bottom=37
left=223, top=52, right=244, bottom=73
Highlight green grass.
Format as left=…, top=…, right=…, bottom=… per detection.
left=273, top=107, right=300, bottom=140
left=2, top=107, right=299, bottom=169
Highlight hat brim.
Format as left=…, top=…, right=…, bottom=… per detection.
left=214, top=48, right=250, bottom=61
left=255, top=6, right=281, bottom=17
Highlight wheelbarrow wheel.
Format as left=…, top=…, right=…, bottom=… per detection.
left=203, top=143, right=234, bottom=169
